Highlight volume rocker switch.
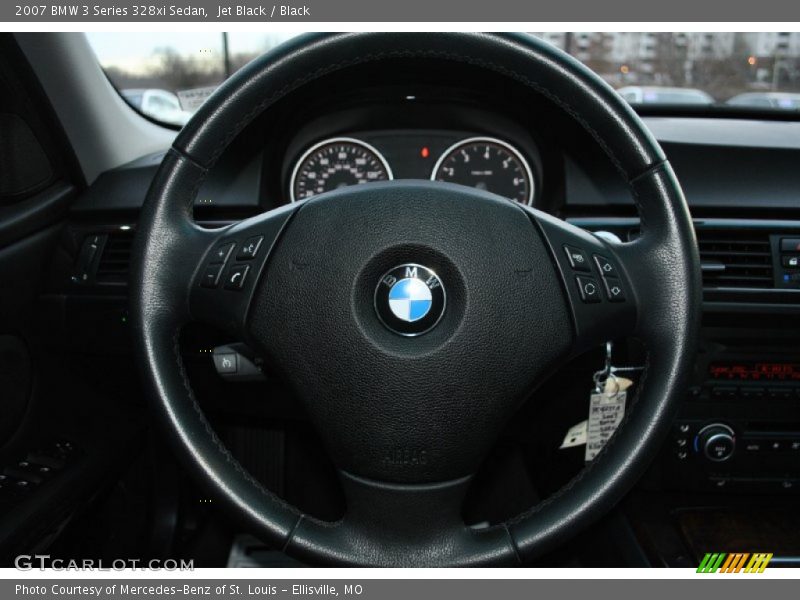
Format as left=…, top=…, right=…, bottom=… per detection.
left=201, top=263, right=225, bottom=288
left=209, top=242, right=235, bottom=265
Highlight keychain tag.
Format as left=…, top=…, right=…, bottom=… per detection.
left=585, top=376, right=632, bottom=462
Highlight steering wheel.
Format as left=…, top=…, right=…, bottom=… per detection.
left=131, top=33, right=700, bottom=566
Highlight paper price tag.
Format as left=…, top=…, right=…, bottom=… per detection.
left=584, top=377, right=632, bottom=462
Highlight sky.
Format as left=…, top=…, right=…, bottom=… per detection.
left=85, top=32, right=301, bottom=72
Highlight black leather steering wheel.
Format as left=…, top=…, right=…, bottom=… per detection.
left=131, top=33, right=700, bottom=566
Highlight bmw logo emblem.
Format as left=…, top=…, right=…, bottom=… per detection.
left=374, top=264, right=446, bottom=336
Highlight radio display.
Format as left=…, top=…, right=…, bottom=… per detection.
left=709, top=362, right=800, bottom=382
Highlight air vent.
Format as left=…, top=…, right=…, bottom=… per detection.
left=697, top=229, right=773, bottom=289
left=95, top=229, right=135, bottom=284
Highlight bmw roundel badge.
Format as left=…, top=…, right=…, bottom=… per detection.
left=374, top=264, right=446, bottom=336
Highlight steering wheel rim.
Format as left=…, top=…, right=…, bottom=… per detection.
left=131, top=32, right=701, bottom=566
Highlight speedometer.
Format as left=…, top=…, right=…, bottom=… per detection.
left=290, top=137, right=393, bottom=202
left=431, top=137, right=534, bottom=205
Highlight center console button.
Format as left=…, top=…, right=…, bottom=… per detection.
left=711, top=386, right=738, bottom=401
left=739, top=387, right=765, bottom=401
left=706, top=435, right=736, bottom=461
left=766, top=439, right=784, bottom=452
left=743, top=439, right=762, bottom=453
left=780, top=238, right=800, bottom=252
left=767, top=388, right=793, bottom=401
left=782, top=255, right=800, bottom=268
left=697, top=423, right=736, bottom=462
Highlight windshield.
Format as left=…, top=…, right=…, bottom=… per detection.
left=87, top=32, right=300, bottom=126
left=87, top=32, right=800, bottom=127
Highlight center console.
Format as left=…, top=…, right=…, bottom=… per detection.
left=661, top=344, right=800, bottom=494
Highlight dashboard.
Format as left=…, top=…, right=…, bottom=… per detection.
left=68, top=97, right=800, bottom=500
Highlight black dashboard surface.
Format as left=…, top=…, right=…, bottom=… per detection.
left=72, top=111, right=800, bottom=221
left=69, top=53, right=800, bottom=224
left=66, top=71, right=800, bottom=311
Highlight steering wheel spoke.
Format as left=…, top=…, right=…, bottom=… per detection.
left=189, top=204, right=297, bottom=339
left=530, top=209, right=638, bottom=356
left=285, top=471, right=519, bottom=567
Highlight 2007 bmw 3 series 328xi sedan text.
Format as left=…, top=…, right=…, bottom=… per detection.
left=1, top=32, right=799, bottom=567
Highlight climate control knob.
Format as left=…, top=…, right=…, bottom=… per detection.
left=696, top=424, right=736, bottom=462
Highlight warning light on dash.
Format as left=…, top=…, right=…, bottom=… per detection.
left=420, top=146, right=430, bottom=159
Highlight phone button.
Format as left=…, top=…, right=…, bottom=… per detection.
left=224, top=265, right=250, bottom=291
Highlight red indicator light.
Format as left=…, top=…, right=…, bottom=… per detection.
left=420, top=147, right=430, bottom=158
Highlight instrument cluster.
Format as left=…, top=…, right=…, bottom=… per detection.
left=287, top=131, right=539, bottom=206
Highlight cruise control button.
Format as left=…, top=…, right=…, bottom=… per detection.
left=602, top=277, right=625, bottom=302
left=564, top=245, right=590, bottom=271
left=575, top=276, right=601, bottom=303
left=236, top=236, right=264, bottom=260
left=593, top=255, right=617, bottom=277
left=224, top=265, right=250, bottom=290
left=209, top=242, right=235, bottom=265
left=201, top=263, right=225, bottom=288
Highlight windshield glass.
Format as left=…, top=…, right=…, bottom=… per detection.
left=87, top=32, right=800, bottom=127
left=87, top=32, right=300, bottom=126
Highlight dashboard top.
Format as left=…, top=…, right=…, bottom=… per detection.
left=72, top=111, right=800, bottom=220
left=59, top=84, right=800, bottom=315
left=642, top=117, right=800, bottom=150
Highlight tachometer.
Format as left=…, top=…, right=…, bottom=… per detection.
left=290, top=137, right=393, bottom=202
left=431, top=137, right=534, bottom=205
